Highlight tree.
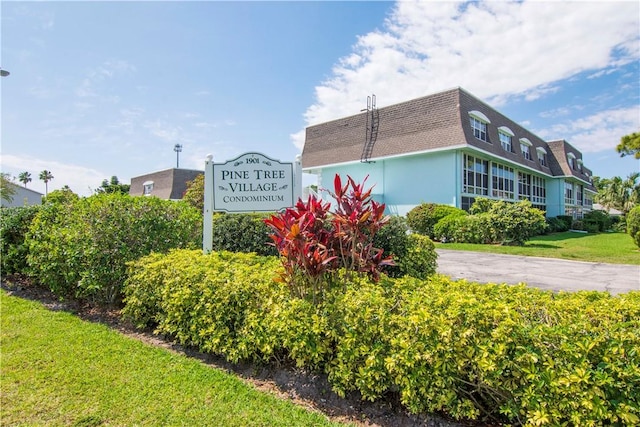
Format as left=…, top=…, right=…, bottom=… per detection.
left=616, top=132, right=640, bottom=159
left=18, top=171, right=32, bottom=188
left=0, top=173, right=16, bottom=203
left=39, top=170, right=54, bottom=196
left=182, top=174, right=204, bottom=212
left=595, top=172, right=640, bottom=215
left=95, top=176, right=130, bottom=195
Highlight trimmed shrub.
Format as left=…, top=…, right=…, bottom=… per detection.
left=396, top=234, right=437, bottom=279
left=26, top=193, right=202, bottom=304
left=571, top=219, right=585, bottom=231
left=387, top=279, right=640, bottom=424
left=433, top=213, right=467, bottom=242
left=478, top=199, right=547, bottom=245
left=627, top=206, right=640, bottom=248
left=406, top=203, right=467, bottom=238
left=211, top=212, right=277, bottom=256
left=611, top=215, right=626, bottom=232
left=0, top=206, right=40, bottom=274
left=556, top=215, right=574, bottom=230
left=434, top=213, right=497, bottom=244
left=583, top=209, right=611, bottom=233
left=123, top=251, right=640, bottom=426
left=546, top=216, right=570, bottom=233
left=372, top=215, right=410, bottom=278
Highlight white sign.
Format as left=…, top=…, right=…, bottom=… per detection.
left=203, top=152, right=302, bottom=253
left=212, top=152, right=294, bottom=212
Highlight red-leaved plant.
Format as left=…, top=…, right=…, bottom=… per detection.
left=264, top=174, right=394, bottom=302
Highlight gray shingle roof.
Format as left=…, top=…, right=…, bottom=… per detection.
left=302, top=87, right=593, bottom=190
left=129, top=168, right=203, bottom=199
left=303, top=88, right=465, bottom=168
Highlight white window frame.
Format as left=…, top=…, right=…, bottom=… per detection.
left=536, top=147, right=547, bottom=166
left=567, top=152, right=577, bottom=170
left=520, top=138, right=532, bottom=160
left=143, top=180, right=154, bottom=196
left=499, top=132, right=512, bottom=152
left=469, top=111, right=490, bottom=143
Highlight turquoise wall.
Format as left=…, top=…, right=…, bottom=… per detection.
left=546, top=179, right=565, bottom=217
left=314, top=151, right=459, bottom=216
left=310, top=150, right=576, bottom=218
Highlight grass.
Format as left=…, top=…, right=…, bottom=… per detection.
left=0, top=291, right=345, bottom=427
left=435, top=231, right=639, bottom=265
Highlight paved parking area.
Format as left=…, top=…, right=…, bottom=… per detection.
left=436, top=249, right=640, bottom=295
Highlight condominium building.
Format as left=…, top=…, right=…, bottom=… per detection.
left=301, top=87, right=596, bottom=218
left=129, top=168, right=203, bottom=200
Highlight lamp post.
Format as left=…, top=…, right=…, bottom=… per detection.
left=0, top=68, right=9, bottom=77
left=174, top=144, right=182, bottom=168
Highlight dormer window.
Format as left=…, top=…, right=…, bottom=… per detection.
left=520, top=138, right=533, bottom=160
left=469, top=111, right=490, bottom=142
left=567, top=153, right=577, bottom=170
left=498, top=126, right=514, bottom=152
left=536, top=147, right=547, bottom=166
left=143, top=180, right=154, bottom=196
left=577, top=158, right=583, bottom=172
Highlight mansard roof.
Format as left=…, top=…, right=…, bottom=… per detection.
left=129, top=168, right=203, bottom=200
left=546, top=139, right=594, bottom=180
left=301, top=87, right=593, bottom=189
left=303, top=87, right=465, bottom=169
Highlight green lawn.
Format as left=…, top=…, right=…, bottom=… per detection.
left=435, top=231, right=639, bottom=265
left=0, top=291, right=346, bottom=427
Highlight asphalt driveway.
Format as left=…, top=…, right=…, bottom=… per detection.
left=436, top=249, right=640, bottom=295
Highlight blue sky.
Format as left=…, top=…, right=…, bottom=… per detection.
left=2, top=1, right=639, bottom=197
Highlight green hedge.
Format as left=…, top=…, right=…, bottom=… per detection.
left=372, top=216, right=437, bottom=279
left=434, top=199, right=547, bottom=245
left=211, top=212, right=277, bottom=256
left=627, top=206, right=640, bottom=247
left=0, top=205, right=40, bottom=274
left=26, top=193, right=202, bottom=304
left=123, top=249, right=640, bottom=426
left=406, top=203, right=467, bottom=238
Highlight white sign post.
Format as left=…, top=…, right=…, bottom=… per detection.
left=203, top=152, right=301, bottom=253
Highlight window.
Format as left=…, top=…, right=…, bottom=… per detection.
left=492, top=163, right=515, bottom=199
left=584, top=193, right=593, bottom=209
left=498, top=126, right=514, bottom=152
left=520, top=138, right=532, bottom=160
left=143, top=180, right=154, bottom=196
left=576, top=184, right=584, bottom=206
left=461, top=196, right=476, bottom=212
left=531, top=175, right=546, bottom=206
left=470, top=116, right=488, bottom=142
left=518, top=172, right=531, bottom=200
left=564, top=181, right=574, bottom=205
left=463, top=154, right=489, bottom=195
left=536, top=147, right=547, bottom=166
left=567, top=153, right=577, bottom=170
left=499, top=132, right=512, bottom=152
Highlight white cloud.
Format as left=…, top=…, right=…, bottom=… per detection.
left=143, top=119, right=184, bottom=143
left=292, top=0, right=640, bottom=150
left=75, top=59, right=136, bottom=99
left=1, top=154, right=106, bottom=197
left=537, top=107, right=640, bottom=153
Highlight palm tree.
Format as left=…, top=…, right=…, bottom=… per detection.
left=596, top=172, right=639, bottom=215
left=39, top=170, right=54, bottom=196
left=18, top=171, right=32, bottom=188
